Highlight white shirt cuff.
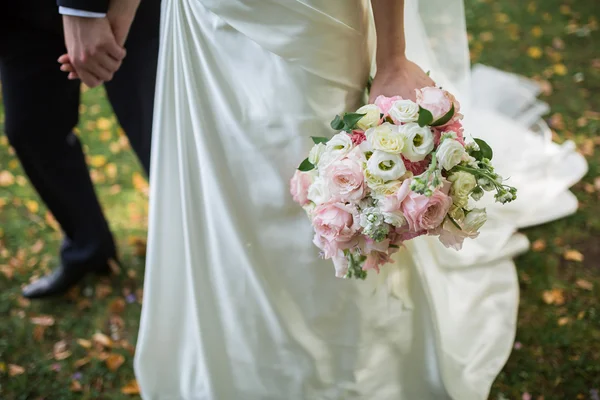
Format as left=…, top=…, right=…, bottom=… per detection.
left=59, top=6, right=106, bottom=18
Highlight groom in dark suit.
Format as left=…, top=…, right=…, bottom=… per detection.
left=0, top=0, right=160, bottom=299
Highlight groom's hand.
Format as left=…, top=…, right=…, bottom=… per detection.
left=62, top=15, right=126, bottom=88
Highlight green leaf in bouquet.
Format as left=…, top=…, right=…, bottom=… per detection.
left=310, top=136, right=329, bottom=144
left=298, top=158, right=315, bottom=171
left=330, top=115, right=345, bottom=131
left=474, top=138, right=493, bottom=161
left=417, top=106, right=434, bottom=127
left=342, top=112, right=366, bottom=131
left=431, top=104, right=455, bottom=127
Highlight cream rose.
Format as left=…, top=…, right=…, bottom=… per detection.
left=436, top=138, right=466, bottom=171
left=389, top=99, right=419, bottom=124
left=366, top=150, right=407, bottom=182
left=448, top=171, right=477, bottom=207
left=399, top=123, right=434, bottom=162
left=356, top=104, right=382, bottom=131
left=365, top=122, right=405, bottom=154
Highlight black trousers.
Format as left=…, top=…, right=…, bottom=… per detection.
left=0, top=3, right=159, bottom=271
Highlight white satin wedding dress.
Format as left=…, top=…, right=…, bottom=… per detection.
left=134, top=0, right=587, bottom=399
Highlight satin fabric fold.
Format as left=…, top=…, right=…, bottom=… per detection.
left=135, top=1, right=587, bottom=399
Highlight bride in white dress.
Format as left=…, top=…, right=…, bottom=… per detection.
left=134, top=0, right=587, bottom=399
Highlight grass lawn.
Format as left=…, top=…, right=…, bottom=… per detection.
left=1, top=0, right=599, bottom=398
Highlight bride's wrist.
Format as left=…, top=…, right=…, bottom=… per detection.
left=376, top=54, right=409, bottom=74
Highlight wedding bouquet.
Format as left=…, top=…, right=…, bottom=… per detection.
left=290, top=87, right=517, bottom=279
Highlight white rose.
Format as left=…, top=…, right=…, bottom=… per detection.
left=372, top=180, right=404, bottom=199
left=356, top=104, right=382, bottom=131
left=399, top=123, right=434, bottom=162
left=382, top=210, right=407, bottom=227
left=436, top=138, right=466, bottom=171
left=389, top=99, right=419, bottom=123
left=448, top=171, right=477, bottom=208
left=317, top=133, right=352, bottom=169
left=307, top=177, right=331, bottom=205
left=366, top=150, right=407, bottom=182
left=464, top=208, right=487, bottom=235
left=308, top=143, right=326, bottom=165
left=366, top=122, right=405, bottom=154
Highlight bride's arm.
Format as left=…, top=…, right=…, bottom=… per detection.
left=369, top=0, right=434, bottom=102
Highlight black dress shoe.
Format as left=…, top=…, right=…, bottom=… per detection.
left=22, top=263, right=112, bottom=299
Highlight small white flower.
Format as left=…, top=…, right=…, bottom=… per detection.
left=318, top=133, right=353, bottom=169
left=308, top=143, right=326, bottom=165
left=437, top=138, right=466, bottom=171
left=366, top=150, right=407, bottom=182
left=389, top=99, right=419, bottom=123
left=307, top=177, right=331, bottom=205
left=366, top=122, right=405, bottom=154
left=382, top=210, right=407, bottom=227
left=399, top=123, right=434, bottom=162
left=355, top=104, right=382, bottom=131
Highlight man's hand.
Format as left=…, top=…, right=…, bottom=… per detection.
left=62, top=15, right=126, bottom=87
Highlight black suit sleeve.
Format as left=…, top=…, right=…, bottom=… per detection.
left=57, top=0, right=109, bottom=14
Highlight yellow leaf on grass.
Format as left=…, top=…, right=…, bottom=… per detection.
left=70, top=380, right=83, bottom=392
left=531, top=26, right=543, bottom=37
left=33, top=325, right=46, bottom=342
left=542, top=288, right=565, bottom=306
left=30, top=315, right=55, bottom=326
left=89, top=155, right=108, bottom=168
left=77, top=339, right=92, bottom=349
left=527, top=46, right=543, bottom=59
left=96, top=117, right=113, bottom=131
left=74, top=356, right=91, bottom=368
left=576, top=279, right=593, bottom=291
left=105, top=353, right=125, bottom=372
left=121, top=380, right=141, bottom=395
left=558, top=317, right=570, bottom=326
left=0, top=171, right=15, bottom=187
left=564, top=250, right=584, bottom=262
left=532, top=239, right=546, bottom=252
left=25, top=200, right=39, bottom=214
left=99, top=130, right=112, bottom=142
left=92, top=332, right=113, bottom=348
left=9, top=364, right=25, bottom=376
left=553, top=64, right=568, bottom=76
left=132, top=172, right=149, bottom=195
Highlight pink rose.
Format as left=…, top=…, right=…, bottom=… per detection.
left=416, top=87, right=459, bottom=124
left=380, top=179, right=412, bottom=213
left=431, top=220, right=468, bottom=250
left=323, top=157, right=366, bottom=203
left=402, top=156, right=431, bottom=176
left=374, top=95, right=402, bottom=115
left=350, top=130, right=366, bottom=145
left=312, top=203, right=359, bottom=258
left=394, top=224, right=426, bottom=243
left=438, top=120, right=465, bottom=146
left=402, top=189, right=452, bottom=232
left=290, top=169, right=314, bottom=206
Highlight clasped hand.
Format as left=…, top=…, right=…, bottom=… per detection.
left=60, top=15, right=126, bottom=88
